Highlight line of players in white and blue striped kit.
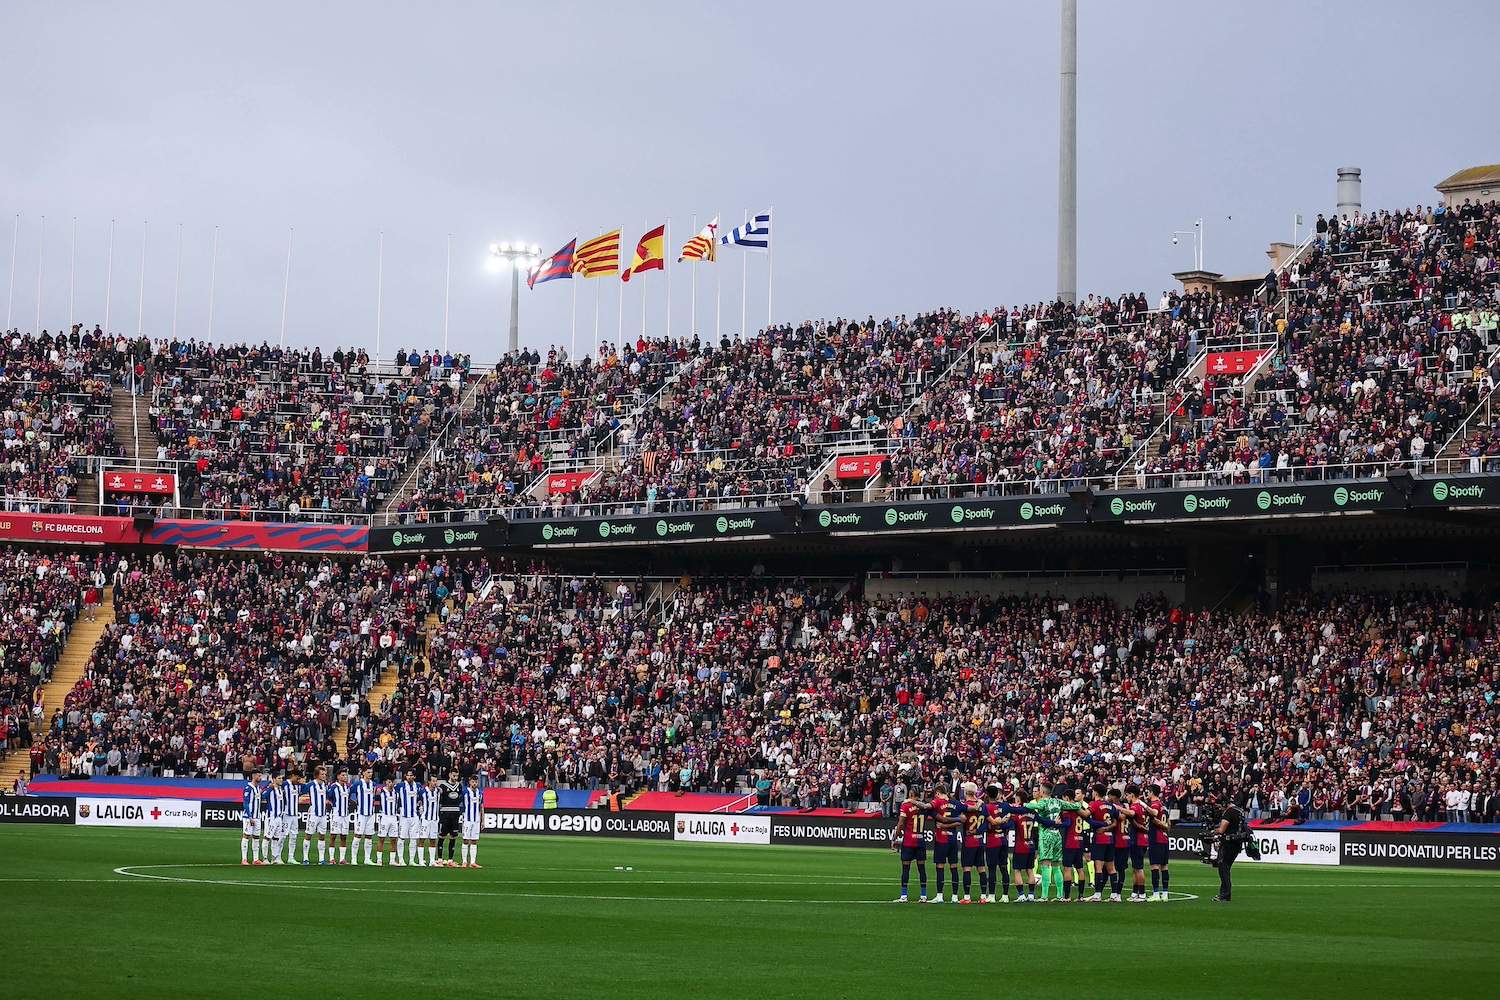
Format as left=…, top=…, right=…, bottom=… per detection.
left=238, top=765, right=486, bottom=869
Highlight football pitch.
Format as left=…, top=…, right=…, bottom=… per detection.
left=1, top=826, right=1496, bottom=999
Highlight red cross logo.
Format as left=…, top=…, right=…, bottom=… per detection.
left=730, top=823, right=740, bottom=836
left=1285, top=839, right=1298, bottom=854
left=150, top=807, right=162, bottom=821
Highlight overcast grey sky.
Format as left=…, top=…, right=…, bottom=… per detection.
left=3, top=1, right=1496, bottom=360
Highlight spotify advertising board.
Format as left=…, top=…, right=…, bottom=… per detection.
left=1093, top=482, right=1404, bottom=522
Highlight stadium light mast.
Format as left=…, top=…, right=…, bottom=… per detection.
left=488, top=241, right=541, bottom=355
left=1056, top=0, right=1077, bottom=304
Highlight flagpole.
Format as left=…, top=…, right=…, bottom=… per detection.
left=715, top=208, right=722, bottom=343
left=442, top=233, right=452, bottom=354
left=206, top=225, right=218, bottom=341
left=689, top=213, right=697, bottom=337
left=569, top=269, right=578, bottom=362
left=104, top=220, right=115, bottom=336
left=171, top=222, right=182, bottom=340
left=665, top=218, right=672, bottom=342
left=279, top=227, right=293, bottom=347
left=375, top=230, right=384, bottom=367
left=739, top=209, right=748, bottom=339
left=642, top=218, right=648, bottom=344
left=68, top=217, right=77, bottom=331
left=767, top=204, right=774, bottom=330
left=136, top=220, right=148, bottom=337
left=34, top=215, right=44, bottom=336
left=5, top=214, right=17, bottom=331
left=616, top=224, right=623, bottom=357
left=593, top=279, right=600, bottom=359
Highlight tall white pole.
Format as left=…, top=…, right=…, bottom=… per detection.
left=569, top=270, right=577, bottom=361
left=278, top=227, right=293, bottom=347
left=206, top=226, right=218, bottom=341
left=1057, top=0, right=1077, bottom=303
left=375, top=231, right=384, bottom=365
left=68, top=217, right=77, bottom=331
left=689, top=214, right=698, bottom=336
left=766, top=205, right=774, bottom=329
left=593, top=279, right=600, bottom=358
left=104, top=219, right=115, bottom=336
left=5, top=214, right=17, bottom=330
left=34, top=215, right=44, bottom=335
left=739, top=209, right=748, bottom=339
left=1198, top=217, right=1205, bottom=271
left=171, top=223, right=182, bottom=340
left=640, top=220, right=647, bottom=341
left=442, top=233, right=452, bottom=354
left=715, top=208, right=722, bottom=343
left=665, top=218, right=672, bottom=342
left=136, top=220, right=148, bottom=336
left=616, top=224, right=623, bottom=356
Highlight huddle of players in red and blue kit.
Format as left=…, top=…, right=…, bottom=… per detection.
left=890, top=778, right=1173, bottom=904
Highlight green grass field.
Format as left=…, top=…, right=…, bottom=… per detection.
left=1, top=826, right=1496, bottom=999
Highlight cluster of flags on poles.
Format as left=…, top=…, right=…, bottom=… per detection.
left=526, top=211, right=772, bottom=290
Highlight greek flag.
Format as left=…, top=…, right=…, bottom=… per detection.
left=720, top=212, right=771, bottom=252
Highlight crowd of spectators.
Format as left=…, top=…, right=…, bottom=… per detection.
left=885, top=293, right=1226, bottom=496
left=324, top=567, right=1497, bottom=823
left=32, top=550, right=427, bottom=778
left=0, top=328, right=121, bottom=511
left=147, top=343, right=471, bottom=520
left=0, top=549, right=97, bottom=754
left=1139, top=201, right=1500, bottom=486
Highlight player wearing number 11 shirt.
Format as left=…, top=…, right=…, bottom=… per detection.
left=890, top=788, right=929, bottom=902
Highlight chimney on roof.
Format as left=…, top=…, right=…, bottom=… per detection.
left=1336, top=167, right=1362, bottom=219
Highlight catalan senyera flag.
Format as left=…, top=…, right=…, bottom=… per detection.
left=621, top=224, right=666, bottom=282
left=678, top=218, right=718, bottom=263
left=528, top=238, right=576, bottom=289
left=572, top=229, right=621, bottom=278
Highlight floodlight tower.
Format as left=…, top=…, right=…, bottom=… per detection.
left=1057, top=0, right=1077, bottom=304
left=488, top=241, right=542, bottom=355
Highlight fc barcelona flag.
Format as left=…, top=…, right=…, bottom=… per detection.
left=572, top=230, right=621, bottom=277
left=528, top=238, right=576, bottom=289
left=621, top=224, right=666, bottom=282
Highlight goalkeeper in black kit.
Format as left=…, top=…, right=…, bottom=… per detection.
left=437, top=769, right=464, bottom=867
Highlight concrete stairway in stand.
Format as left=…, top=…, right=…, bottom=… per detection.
left=329, top=611, right=440, bottom=754
left=0, top=586, right=115, bottom=790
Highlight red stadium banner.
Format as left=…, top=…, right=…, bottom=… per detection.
left=835, top=455, right=888, bottom=480
left=1205, top=350, right=1267, bottom=376
left=103, top=470, right=177, bottom=496
left=547, top=471, right=599, bottom=494
left=0, top=513, right=141, bottom=545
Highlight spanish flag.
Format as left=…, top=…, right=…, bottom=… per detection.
left=621, top=224, right=666, bottom=282
left=572, top=229, right=621, bottom=278
left=678, top=218, right=718, bottom=263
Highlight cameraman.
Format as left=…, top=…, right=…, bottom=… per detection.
left=1212, top=792, right=1249, bottom=902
